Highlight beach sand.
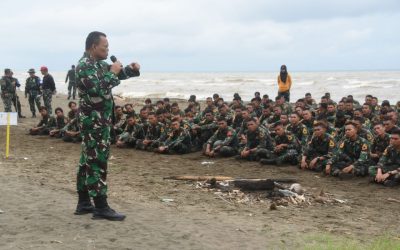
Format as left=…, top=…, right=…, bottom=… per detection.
left=0, top=91, right=399, bottom=249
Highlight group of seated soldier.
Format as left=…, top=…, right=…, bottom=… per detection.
left=28, top=92, right=400, bottom=187
left=29, top=101, right=81, bottom=143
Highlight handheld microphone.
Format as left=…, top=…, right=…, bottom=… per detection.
left=110, top=55, right=117, bottom=63
left=109, top=55, right=140, bottom=78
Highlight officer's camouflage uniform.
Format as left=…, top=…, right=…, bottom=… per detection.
left=206, top=126, right=238, bottom=157
left=369, top=145, right=400, bottom=179
left=160, top=127, right=192, bottom=154
left=303, top=133, right=336, bottom=171
left=25, top=75, right=42, bottom=116
left=76, top=52, right=139, bottom=198
left=328, top=136, right=370, bottom=176
left=0, top=76, right=15, bottom=112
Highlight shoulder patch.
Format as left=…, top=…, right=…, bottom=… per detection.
left=303, top=127, right=308, bottom=135
left=287, top=135, right=293, bottom=141
left=329, top=140, right=335, bottom=148
left=383, top=148, right=388, bottom=156
left=340, top=142, right=344, bottom=149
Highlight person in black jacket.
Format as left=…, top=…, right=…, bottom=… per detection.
left=40, top=66, right=56, bottom=114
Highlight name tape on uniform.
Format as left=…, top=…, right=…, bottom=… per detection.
left=0, top=112, right=18, bottom=126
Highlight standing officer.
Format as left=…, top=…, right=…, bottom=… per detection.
left=10, top=70, right=25, bottom=118
left=0, top=68, right=15, bottom=112
left=25, top=68, right=42, bottom=118
left=75, top=31, right=140, bottom=221
left=40, top=66, right=56, bottom=114
left=65, top=65, right=77, bottom=100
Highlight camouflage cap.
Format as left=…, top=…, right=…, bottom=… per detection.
left=28, top=68, right=35, bottom=73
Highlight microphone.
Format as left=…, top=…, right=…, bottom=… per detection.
left=110, top=55, right=117, bottom=63
left=110, top=55, right=127, bottom=78
left=110, top=55, right=140, bottom=78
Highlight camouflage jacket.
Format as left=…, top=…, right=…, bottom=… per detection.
left=371, top=133, right=390, bottom=156
left=245, top=127, right=274, bottom=151
left=303, top=133, right=336, bottom=159
left=207, top=126, right=238, bottom=148
left=25, top=76, right=42, bottom=96
left=50, top=116, right=68, bottom=130
left=274, top=132, right=301, bottom=154
left=37, top=115, right=56, bottom=129
left=377, top=145, right=400, bottom=173
left=144, top=122, right=166, bottom=141
left=119, top=123, right=144, bottom=142
left=328, top=136, right=370, bottom=166
left=76, top=52, right=139, bottom=130
left=286, top=122, right=309, bottom=146
left=0, top=76, right=16, bottom=95
left=163, top=128, right=191, bottom=148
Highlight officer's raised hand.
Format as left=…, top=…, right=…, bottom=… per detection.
left=129, top=62, right=140, bottom=71
left=110, top=61, right=123, bottom=75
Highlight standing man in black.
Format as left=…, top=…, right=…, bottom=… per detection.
left=65, top=65, right=77, bottom=100
left=40, top=66, right=56, bottom=115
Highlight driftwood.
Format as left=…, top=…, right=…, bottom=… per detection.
left=164, top=175, right=297, bottom=191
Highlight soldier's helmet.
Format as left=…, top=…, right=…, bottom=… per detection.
left=28, top=68, right=36, bottom=73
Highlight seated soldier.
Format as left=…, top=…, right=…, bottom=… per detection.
left=29, top=106, right=55, bottom=135
left=218, top=104, right=233, bottom=126
left=191, top=109, right=217, bottom=151
left=171, top=102, right=185, bottom=117
left=123, top=103, right=136, bottom=117
left=232, top=106, right=244, bottom=131
left=301, top=109, right=315, bottom=135
left=286, top=112, right=308, bottom=147
left=204, top=117, right=238, bottom=157
left=113, top=105, right=127, bottom=136
left=156, top=117, right=192, bottom=154
left=259, top=105, right=272, bottom=128
left=370, top=123, right=390, bottom=164
left=300, top=121, right=335, bottom=171
left=369, top=128, right=400, bottom=186
left=352, top=117, right=374, bottom=144
left=49, top=107, right=68, bottom=138
left=187, top=95, right=201, bottom=114
left=238, top=118, right=274, bottom=161
left=116, top=115, right=144, bottom=148
left=136, top=112, right=166, bottom=151
left=326, top=121, right=370, bottom=177
left=62, top=117, right=81, bottom=143
left=260, top=122, right=301, bottom=166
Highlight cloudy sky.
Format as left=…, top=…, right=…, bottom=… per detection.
left=1, top=0, right=399, bottom=72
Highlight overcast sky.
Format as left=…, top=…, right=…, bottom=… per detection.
left=1, top=0, right=399, bottom=72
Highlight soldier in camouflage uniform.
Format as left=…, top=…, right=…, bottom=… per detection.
left=25, top=68, right=42, bottom=117
left=49, top=107, right=68, bottom=138
left=136, top=112, right=166, bottom=151
left=116, top=115, right=144, bottom=148
left=75, top=31, right=140, bottom=221
left=40, top=66, right=56, bottom=115
left=191, top=110, right=217, bottom=151
left=326, top=121, right=371, bottom=177
left=286, top=113, right=309, bottom=147
left=65, top=65, right=77, bottom=100
left=0, top=69, right=15, bottom=112
left=238, top=118, right=274, bottom=161
left=370, top=123, right=390, bottom=164
left=300, top=121, right=336, bottom=172
left=61, top=117, right=81, bottom=143
left=157, top=117, right=192, bottom=154
left=9, top=71, right=25, bottom=118
left=369, top=129, right=400, bottom=186
left=204, top=117, right=238, bottom=157
left=260, top=122, right=301, bottom=166
left=29, top=106, right=55, bottom=135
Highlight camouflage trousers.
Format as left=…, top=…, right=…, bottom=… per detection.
left=368, top=164, right=399, bottom=177
left=331, top=155, right=368, bottom=176
left=77, top=126, right=110, bottom=198
left=1, top=93, right=13, bottom=112
left=162, top=142, right=191, bottom=154
left=11, top=94, right=22, bottom=115
left=239, top=148, right=273, bottom=161
left=269, top=149, right=299, bottom=165
left=42, top=89, right=53, bottom=114
left=136, top=139, right=161, bottom=151
left=67, top=82, right=77, bottom=99
left=210, top=140, right=237, bottom=157
left=304, top=153, right=330, bottom=172
left=28, top=94, right=41, bottom=115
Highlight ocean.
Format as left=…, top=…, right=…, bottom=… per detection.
left=13, top=71, right=400, bottom=104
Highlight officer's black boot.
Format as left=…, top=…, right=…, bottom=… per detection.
left=32, top=112, right=36, bottom=118
left=74, top=191, right=95, bottom=215
left=92, top=195, right=126, bottom=221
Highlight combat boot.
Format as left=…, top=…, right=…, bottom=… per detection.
left=92, top=195, right=126, bottom=221
left=74, top=191, right=94, bottom=215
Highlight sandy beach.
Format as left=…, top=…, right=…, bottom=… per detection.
left=0, top=91, right=400, bottom=249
